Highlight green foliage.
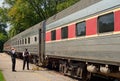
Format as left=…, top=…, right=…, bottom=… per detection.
left=3, top=0, right=80, bottom=38
left=8, top=26, right=16, bottom=38
left=0, top=32, right=8, bottom=52
left=0, top=7, right=8, bottom=52
left=27, top=0, right=80, bottom=20
left=0, top=70, right=6, bottom=81
left=6, top=0, right=40, bottom=37
left=0, top=8, right=9, bottom=23
left=57, top=0, right=80, bottom=12
left=4, top=0, right=15, bottom=7
left=8, top=0, right=38, bottom=36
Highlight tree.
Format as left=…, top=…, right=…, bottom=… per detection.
left=0, top=21, right=8, bottom=52
left=57, top=0, right=80, bottom=12
left=26, top=0, right=80, bottom=20
left=0, top=7, right=8, bottom=52
left=4, top=0, right=80, bottom=38
left=6, top=0, right=40, bottom=37
left=0, top=22, right=8, bottom=52
left=0, top=33, right=8, bottom=52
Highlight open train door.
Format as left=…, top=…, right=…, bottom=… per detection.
left=38, top=21, right=46, bottom=65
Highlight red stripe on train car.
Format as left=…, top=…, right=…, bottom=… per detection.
left=114, top=10, right=120, bottom=31
left=56, top=28, right=61, bottom=40
left=68, top=24, right=76, bottom=38
left=46, top=32, right=51, bottom=41
left=86, top=17, right=97, bottom=36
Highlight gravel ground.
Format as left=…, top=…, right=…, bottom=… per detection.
left=0, top=53, right=114, bottom=81
left=0, top=53, right=78, bottom=81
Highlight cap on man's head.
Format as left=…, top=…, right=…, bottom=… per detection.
left=11, top=48, right=15, bottom=50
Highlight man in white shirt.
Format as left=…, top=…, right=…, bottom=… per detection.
left=23, top=48, right=30, bottom=70
left=10, top=48, right=17, bottom=72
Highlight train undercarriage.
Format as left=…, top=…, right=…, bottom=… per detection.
left=44, top=57, right=120, bottom=81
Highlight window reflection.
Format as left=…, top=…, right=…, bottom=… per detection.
left=76, top=21, right=86, bottom=36
left=98, top=13, right=114, bottom=33
left=51, top=30, right=56, bottom=40
left=61, top=26, right=68, bottom=39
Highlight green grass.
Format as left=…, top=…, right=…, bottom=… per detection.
left=0, top=70, right=5, bottom=81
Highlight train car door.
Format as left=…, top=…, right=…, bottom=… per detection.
left=38, top=21, right=45, bottom=64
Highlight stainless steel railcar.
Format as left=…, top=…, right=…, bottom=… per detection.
left=4, top=0, right=120, bottom=80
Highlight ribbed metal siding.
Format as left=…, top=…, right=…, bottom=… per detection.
left=46, top=34, right=120, bottom=65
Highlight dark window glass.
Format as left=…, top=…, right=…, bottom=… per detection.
left=76, top=21, right=86, bottom=36
left=98, top=13, right=114, bottom=33
left=20, top=40, right=21, bottom=45
left=61, top=26, right=68, bottom=39
left=34, top=37, right=37, bottom=42
left=18, top=40, right=19, bottom=45
left=51, top=30, right=56, bottom=40
left=22, top=39, right=24, bottom=44
left=25, top=38, right=27, bottom=44
left=28, top=37, right=30, bottom=44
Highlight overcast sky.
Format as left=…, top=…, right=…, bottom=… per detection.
left=0, top=0, right=10, bottom=31
left=0, top=0, right=4, bottom=7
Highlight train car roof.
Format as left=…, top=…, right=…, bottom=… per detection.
left=9, top=21, right=44, bottom=41
left=46, top=0, right=102, bottom=25
left=46, top=0, right=120, bottom=31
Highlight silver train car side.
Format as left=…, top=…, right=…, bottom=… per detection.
left=4, top=0, right=120, bottom=80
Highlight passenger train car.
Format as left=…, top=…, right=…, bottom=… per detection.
left=4, top=0, right=120, bottom=80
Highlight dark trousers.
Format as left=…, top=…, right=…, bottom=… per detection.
left=12, top=58, right=16, bottom=71
left=23, top=57, right=29, bottom=70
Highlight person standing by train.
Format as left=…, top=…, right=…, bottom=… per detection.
left=10, top=48, right=17, bottom=72
left=22, top=48, right=30, bottom=70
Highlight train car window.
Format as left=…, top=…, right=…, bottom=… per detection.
left=15, top=41, right=16, bottom=45
left=98, top=13, right=114, bottom=33
left=20, top=40, right=22, bottom=45
left=61, top=26, right=68, bottom=39
left=19, top=40, right=21, bottom=45
left=18, top=40, right=19, bottom=45
left=34, top=37, right=37, bottom=42
left=22, top=39, right=24, bottom=44
left=17, top=41, right=18, bottom=45
left=25, top=38, right=27, bottom=44
left=76, top=21, right=86, bottom=36
left=51, top=30, right=56, bottom=40
left=28, top=37, right=30, bottom=44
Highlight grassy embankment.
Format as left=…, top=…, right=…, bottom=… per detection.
left=0, top=70, right=5, bottom=81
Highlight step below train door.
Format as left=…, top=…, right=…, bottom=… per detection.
left=38, top=21, right=46, bottom=65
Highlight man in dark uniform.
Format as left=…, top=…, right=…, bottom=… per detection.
left=22, top=48, right=30, bottom=70
left=10, top=48, right=17, bottom=72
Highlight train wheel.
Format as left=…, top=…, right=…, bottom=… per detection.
left=63, top=64, right=68, bottom=75
left=113, top=78, right=120, bottom=81
left=86, top=72, right=92, bottom=81
left=59, top=64, right=62, bottom=73
left=82, top=70, right=92, bottom=81
left=59, top=63, right=68, bottom=75
left=78, top=65, right=92, bottom=81
left=76, top=67, right=83, bottom=78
